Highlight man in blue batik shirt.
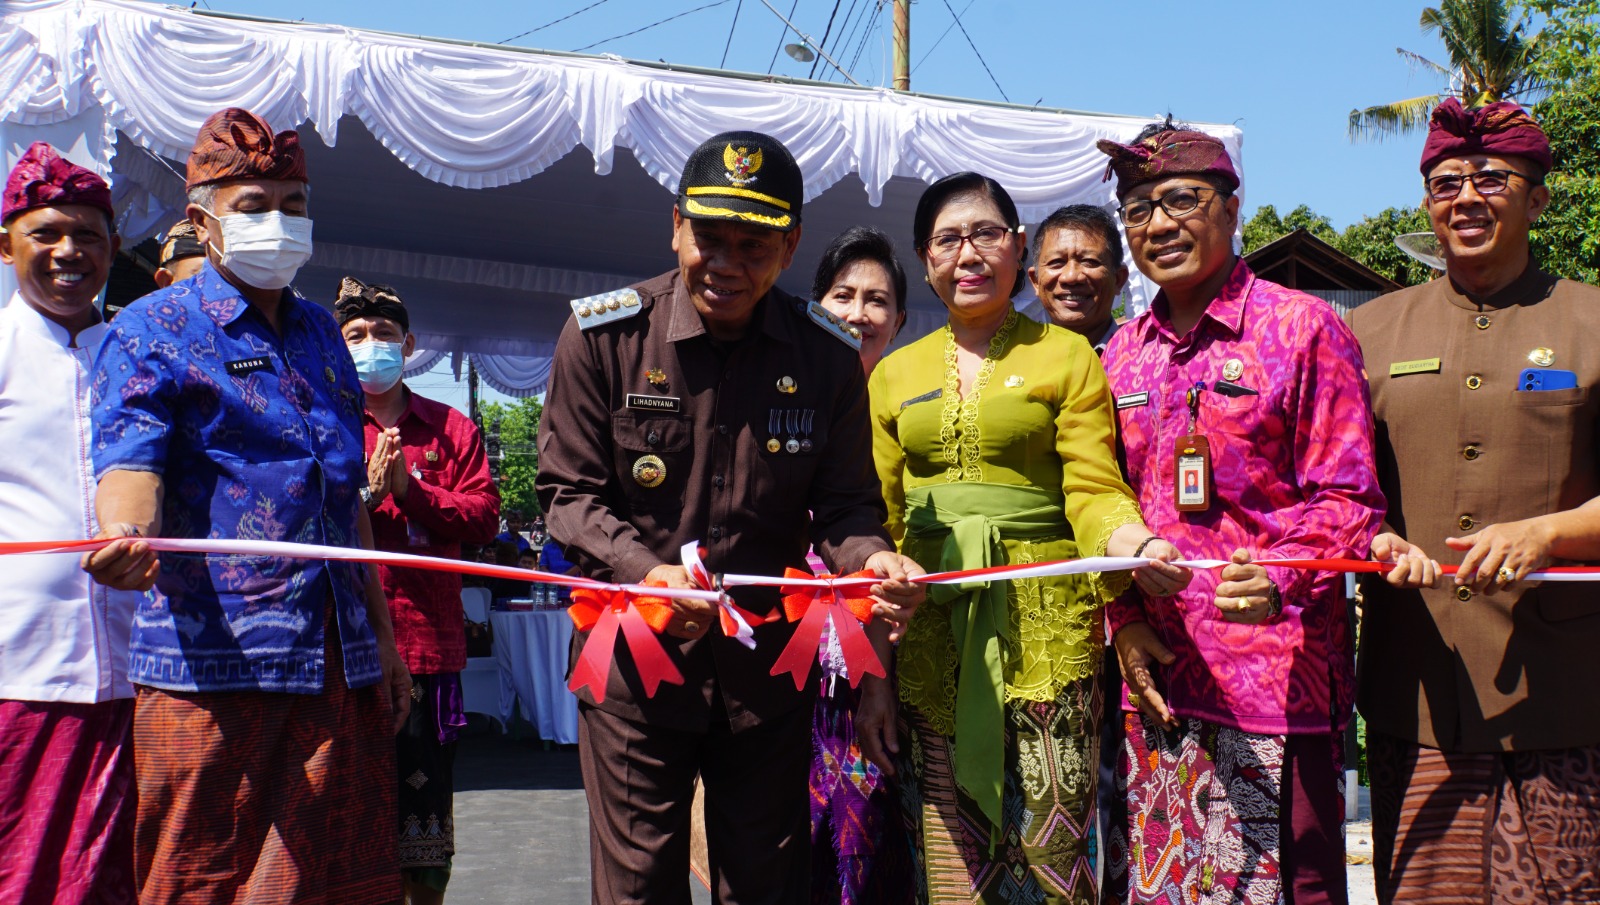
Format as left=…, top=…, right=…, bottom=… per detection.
left=84, top=107, right=409, bottom=905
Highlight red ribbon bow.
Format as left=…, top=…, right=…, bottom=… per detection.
left=566, top=584, right=683, bottom=703
left=769, top=568, right=884, bottom=690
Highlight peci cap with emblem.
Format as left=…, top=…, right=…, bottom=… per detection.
left=676, top=131, right=803, bottom=232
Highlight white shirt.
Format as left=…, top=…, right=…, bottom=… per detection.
left=0, top=294, right=133, bottom=702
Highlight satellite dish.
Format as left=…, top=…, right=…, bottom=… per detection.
left=784, top=42, right=816, bottom=63
left=1394, top=232, right=1446, bottom=272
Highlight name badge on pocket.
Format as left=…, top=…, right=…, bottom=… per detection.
left=1389, top=358, right=1441, bottom=377
left=225, top=357, right=273, bottom=377
left=1115, top=391, right=1149, bottom=410
left=626, top=394, right=681, bottom=413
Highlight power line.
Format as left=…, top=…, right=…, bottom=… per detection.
left=573, top=0, right=733, bottom=53
left=937, top=0, right=1007, bottom=102
left=499, top=0, right=613, bottom=45
left=765, top=0, right=799, bottom=74
left=845, top=1, right=882, bottom=80
left=911, top=0, right=974, bottom=74
left=808, top=0, right=845, bottom=80
left=719, top=0, right=744, bottom=69
left=823, top=0, right=864, bottom=81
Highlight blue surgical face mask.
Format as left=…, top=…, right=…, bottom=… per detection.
left=348, top=340, right=405, bottom=394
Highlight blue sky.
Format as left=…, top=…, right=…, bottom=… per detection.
left=204, top=0, right=1451, bottom=229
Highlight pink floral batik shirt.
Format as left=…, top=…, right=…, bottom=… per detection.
left=1102, top=260, right=1384, bottom=735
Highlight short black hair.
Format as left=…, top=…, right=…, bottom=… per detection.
left=811, top=226, right=908, bottom=313
left=912, top=171, right=1027, bottom=299
left=1033, top=204, right=1123, bottom=264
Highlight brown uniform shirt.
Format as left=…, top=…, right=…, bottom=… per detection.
left=1352, top=264, right=1600, bottom=752
left=536, top=270, right=893, bottom=732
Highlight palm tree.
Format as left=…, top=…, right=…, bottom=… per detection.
left=1348, top=0, right=1549, bottom=140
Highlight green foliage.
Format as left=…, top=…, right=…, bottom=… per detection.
left=1243, top=203, right=1436, bottom=287
left=1531, top=75, right=1600, bottom=283
left=479, top=397, right=544, bottom=519
left=1525, top=2, right=1600, bottom=283
left=1336, top=207, right=1440, bottom=286
left=1242, top=204, right=1339, bottom=253
left=1519, top=0, right=1599, bottom=84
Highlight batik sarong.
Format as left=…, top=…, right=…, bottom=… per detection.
left=1368, top=728, right=1600, bottom=905
left=132, top=624, right=398, bottom=905
left=809, top=672, right=912, bottom=904
left=0, top=698, right=135, bottom=905
left=898, top=676, right=1100, bottom=904
left=1107, top=715, right=1346, bottom=905
left=399, top=672, right=466, bottom=890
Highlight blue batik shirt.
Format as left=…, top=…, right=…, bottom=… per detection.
left=91, top=260, right=379, bottom=694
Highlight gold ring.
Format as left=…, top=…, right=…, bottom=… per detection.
left=1497, top=567, right=1516, bottom=583
left=683, top=621, right=700, bottom=633
left=1127, top=693, right=1143, bottom=707
left=1237, top=595, right=1251, bottom=612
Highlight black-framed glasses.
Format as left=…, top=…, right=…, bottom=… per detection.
left=1424, top=169, right=1532, bottom=201
left=923, top=225, right=1013, bottom=261
left=1117, top=186, right=1226, bottom=228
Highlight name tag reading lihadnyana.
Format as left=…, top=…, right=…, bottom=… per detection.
left=1389, top=358, right=1441, bottom=377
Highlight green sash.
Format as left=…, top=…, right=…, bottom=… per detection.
left=904, top=482, right=1069, bottom=837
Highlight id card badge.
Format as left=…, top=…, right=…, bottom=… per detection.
left=1174, top=434, right=1211, bottom=512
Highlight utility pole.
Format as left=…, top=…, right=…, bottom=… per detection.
left=892, top=0, right=909, bottom=91
left=467, top=357, right=480, bottom=424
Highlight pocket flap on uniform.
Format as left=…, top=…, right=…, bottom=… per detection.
left=611, top=413, right=691, bottom=453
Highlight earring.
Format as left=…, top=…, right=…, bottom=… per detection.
left=923, top=275, right=931, bottom=284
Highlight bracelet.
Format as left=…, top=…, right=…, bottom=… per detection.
left=1133, top=536, right=1160, bottom=558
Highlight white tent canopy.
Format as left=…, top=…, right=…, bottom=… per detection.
left=1, top=0, right=1244, bottom=396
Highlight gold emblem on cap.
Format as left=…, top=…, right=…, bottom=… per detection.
left=1005, top=375, right=1024, bottom=388
left=1529, top=347, right=1555, bottom=367
left=724, top=144, right=764, bottom=186
left=777, top=375, right=797, bottom=394
left=425, top=450, right=439, bottom=463
left=647, top=368, right=668, bottom=390
left=632, top=455, right=666, bottom=488
left=1222, top=359, right=1244, bottom=381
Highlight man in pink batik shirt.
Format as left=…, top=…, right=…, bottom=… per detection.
left=1098, top=120, right=1385, bottom=905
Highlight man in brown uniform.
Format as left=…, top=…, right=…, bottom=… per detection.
left=536, top=131, right=924, bottom=905
left=1353, top=99, right=1600, bottom=904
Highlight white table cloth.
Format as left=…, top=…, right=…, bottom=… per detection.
left=490, top=610, right=579, bottom=745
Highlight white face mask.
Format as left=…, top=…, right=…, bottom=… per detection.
left=203, top=209, right=313, bottom=290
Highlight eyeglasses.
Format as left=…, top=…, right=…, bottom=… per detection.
left=923, top=226, right=1013, bottom=261
left=1424, top=169, right=1532, bottom=202
left=1117, top=186, right=1225, bottom=228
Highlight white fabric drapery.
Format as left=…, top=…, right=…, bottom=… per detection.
left=0, top=0, right=1244, bottom=394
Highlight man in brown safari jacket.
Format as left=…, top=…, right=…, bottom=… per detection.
left=1355, top=99, right=1600, bottom=905
left=536, top=131, right=924, bottom=905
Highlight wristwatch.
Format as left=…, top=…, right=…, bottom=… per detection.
left=1265, top=582, right=1283, bottom=619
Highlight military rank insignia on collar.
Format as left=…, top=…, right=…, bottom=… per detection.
left=571, top=288, right=643, bottom=331
left=805, top=301, right=862, bottom=350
